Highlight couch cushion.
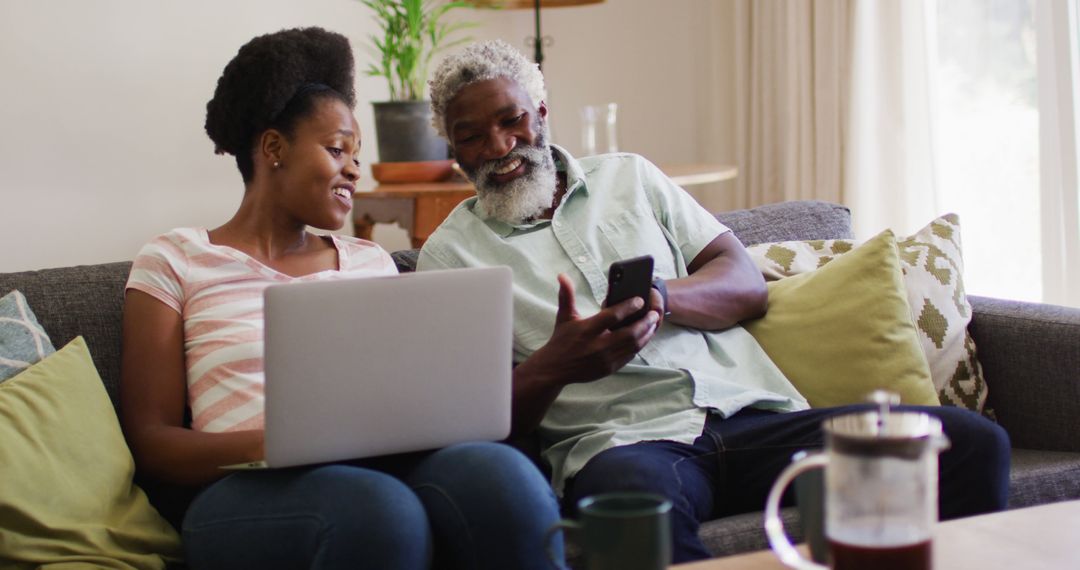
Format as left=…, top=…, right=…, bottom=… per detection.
left=0, top=290, right=55, bottom=382
left=716, top=200, right=854, bottom=246
left=1009, top=448, right=1080, bottom=509
left=968, top=295, right=1080, bottom=451
left=0, top=336, right=182, bottom=567
left=743, top=230, right=938, bottom=407
left=0, top=262, right=131, bottom=409
left=746, top=214, right=989, bottom=414
left=700, top=507, right=803, bottom=558
left=391, top=249, right=420, bottom=273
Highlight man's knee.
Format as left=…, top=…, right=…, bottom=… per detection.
left=930, top=406, right=1011, bottom=462
left=568, top=444, right=684, bottom=506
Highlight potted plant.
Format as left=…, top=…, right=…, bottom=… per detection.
left=359, top=0, right=477, bottom=168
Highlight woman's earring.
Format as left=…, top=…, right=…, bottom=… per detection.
left=273, top=161, right=282, bottom=169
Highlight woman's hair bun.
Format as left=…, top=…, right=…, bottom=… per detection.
left=205, top=27, right=356, bottom=157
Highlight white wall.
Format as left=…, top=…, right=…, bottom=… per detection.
left=0, top=0, right=736, bottom=272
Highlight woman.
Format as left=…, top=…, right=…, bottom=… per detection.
left=119, top=27, right=562, bottom=569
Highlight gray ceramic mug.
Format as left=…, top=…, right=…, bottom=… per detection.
left=545, top=492, right=673, bottom=570
left=791, top=450, right=828, bottom=564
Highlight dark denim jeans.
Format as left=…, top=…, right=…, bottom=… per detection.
left=564, top=405, right=1010, bottom=563
left=182, top=441, right=563, bottom=570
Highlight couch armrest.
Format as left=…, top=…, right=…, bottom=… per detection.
left=968, top=295, right=1080, bottom=451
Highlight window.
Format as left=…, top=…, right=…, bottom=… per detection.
left=935, top=0, right=1080, bottom=307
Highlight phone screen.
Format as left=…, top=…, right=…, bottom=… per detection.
left=605, top=255, right=654, bottom=329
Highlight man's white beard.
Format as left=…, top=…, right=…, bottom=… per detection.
left=467, top=128, right=558, bottom=225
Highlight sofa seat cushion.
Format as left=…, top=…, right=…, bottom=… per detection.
left=700, top=507, right=802, bottom=558
left=1009, top=448, right=1080, bottom=509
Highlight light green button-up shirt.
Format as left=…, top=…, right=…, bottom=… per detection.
left=418, top=146, right=808, bottom=494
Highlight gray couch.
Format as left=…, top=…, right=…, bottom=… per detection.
left=2, top=200, right=1079, bottom=560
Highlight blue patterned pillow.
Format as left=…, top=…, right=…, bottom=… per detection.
left=0, top=290, right=55, bottom=382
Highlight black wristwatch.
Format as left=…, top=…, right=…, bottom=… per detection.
left=651, top=277, right=671, bottom=316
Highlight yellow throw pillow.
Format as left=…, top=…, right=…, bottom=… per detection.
left=0, top=337, right=182, bottom=569
left=743, top=230, right=939, bottom=408
left=745, top=214, right=989, bottom=414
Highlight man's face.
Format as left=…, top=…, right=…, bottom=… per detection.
left=444, top=77, right=557, bottom=224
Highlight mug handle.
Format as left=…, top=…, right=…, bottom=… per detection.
left=764, top=452, right=830, bottom=570
left=544, top=519, right=579, bottom=570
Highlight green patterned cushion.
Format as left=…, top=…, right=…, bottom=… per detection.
left=0, top=290, right=55, bottom=383
left=746, top=214, right=989, bottom=414
left=742, top=230, right=939, bottom=408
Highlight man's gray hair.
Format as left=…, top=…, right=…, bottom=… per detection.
left=428, top=39, right=547, bottom=138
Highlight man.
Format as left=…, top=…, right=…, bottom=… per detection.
left=419, top=39, right=1009, bottom=562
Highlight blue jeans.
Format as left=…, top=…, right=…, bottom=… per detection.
left=564, top=405, right=1010, bottom=563
left=182, top=441, right=563, bottom=570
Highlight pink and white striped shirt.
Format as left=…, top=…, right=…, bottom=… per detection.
left=126, top=228, right=397, bottom=433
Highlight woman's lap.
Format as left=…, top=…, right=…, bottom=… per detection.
left=182, top=442, right=561, bottom=570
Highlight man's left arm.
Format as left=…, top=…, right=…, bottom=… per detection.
left=635, top=158, right=766, bottom=331
left=660, top=231, right=768, bottom=331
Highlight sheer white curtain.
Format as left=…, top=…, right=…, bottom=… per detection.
left=731, top=0, right=940, bottom=239
left=729, top=0, right=1080, bottom=306
left=1036, top=0, right=1080, bottom=307
left=845, top=0, right=940, bottom=238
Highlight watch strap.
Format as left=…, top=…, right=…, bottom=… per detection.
left=651, top=277, right=671, bottom=316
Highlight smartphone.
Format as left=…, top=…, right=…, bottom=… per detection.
left=604, top=255, right=654, bottom=329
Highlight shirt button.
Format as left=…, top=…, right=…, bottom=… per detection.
left=577, top=255, right=588, bottom=263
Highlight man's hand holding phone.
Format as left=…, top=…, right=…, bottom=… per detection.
left=604, top=255, right=666, bottom=330
left=526, top=268, right=662, bottom=388
left=510, top=272, right=663, bottom=434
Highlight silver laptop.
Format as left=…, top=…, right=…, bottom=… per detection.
left=230, top=266, right=513, bottom=470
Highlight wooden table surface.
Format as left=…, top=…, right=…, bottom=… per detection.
left=671, top=500, right=1080, bottom=569
left=352, top=163, right=737, bottom=248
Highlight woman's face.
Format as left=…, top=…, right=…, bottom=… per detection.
left=275, top=97, right=361, bottom=231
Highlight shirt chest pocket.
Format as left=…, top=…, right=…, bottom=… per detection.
left=597, top=205, right=680, bottom=280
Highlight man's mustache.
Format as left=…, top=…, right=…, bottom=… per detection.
left=468, top=143, right=547, bottom=186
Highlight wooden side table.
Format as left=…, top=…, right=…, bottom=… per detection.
left=351, top=180, right=474, bottom=249
left=352, top=163, right=737, bottom=249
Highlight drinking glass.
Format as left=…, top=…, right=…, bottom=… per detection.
left=580, top=103, right=619, bottom=156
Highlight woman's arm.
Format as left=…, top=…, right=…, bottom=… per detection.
left=119, top=289, right=264, bottom=486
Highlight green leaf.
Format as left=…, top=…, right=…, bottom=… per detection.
left=353, top=0, right=479, bottom=101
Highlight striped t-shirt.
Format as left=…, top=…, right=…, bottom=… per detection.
left=126, top=227, right=397, bottom=433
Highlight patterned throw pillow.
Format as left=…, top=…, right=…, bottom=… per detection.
left=742, top=230, right=939, bottom=408
left=746, top=214, right=989, bottom=414
left=0, top=290, right=56, bottom=383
